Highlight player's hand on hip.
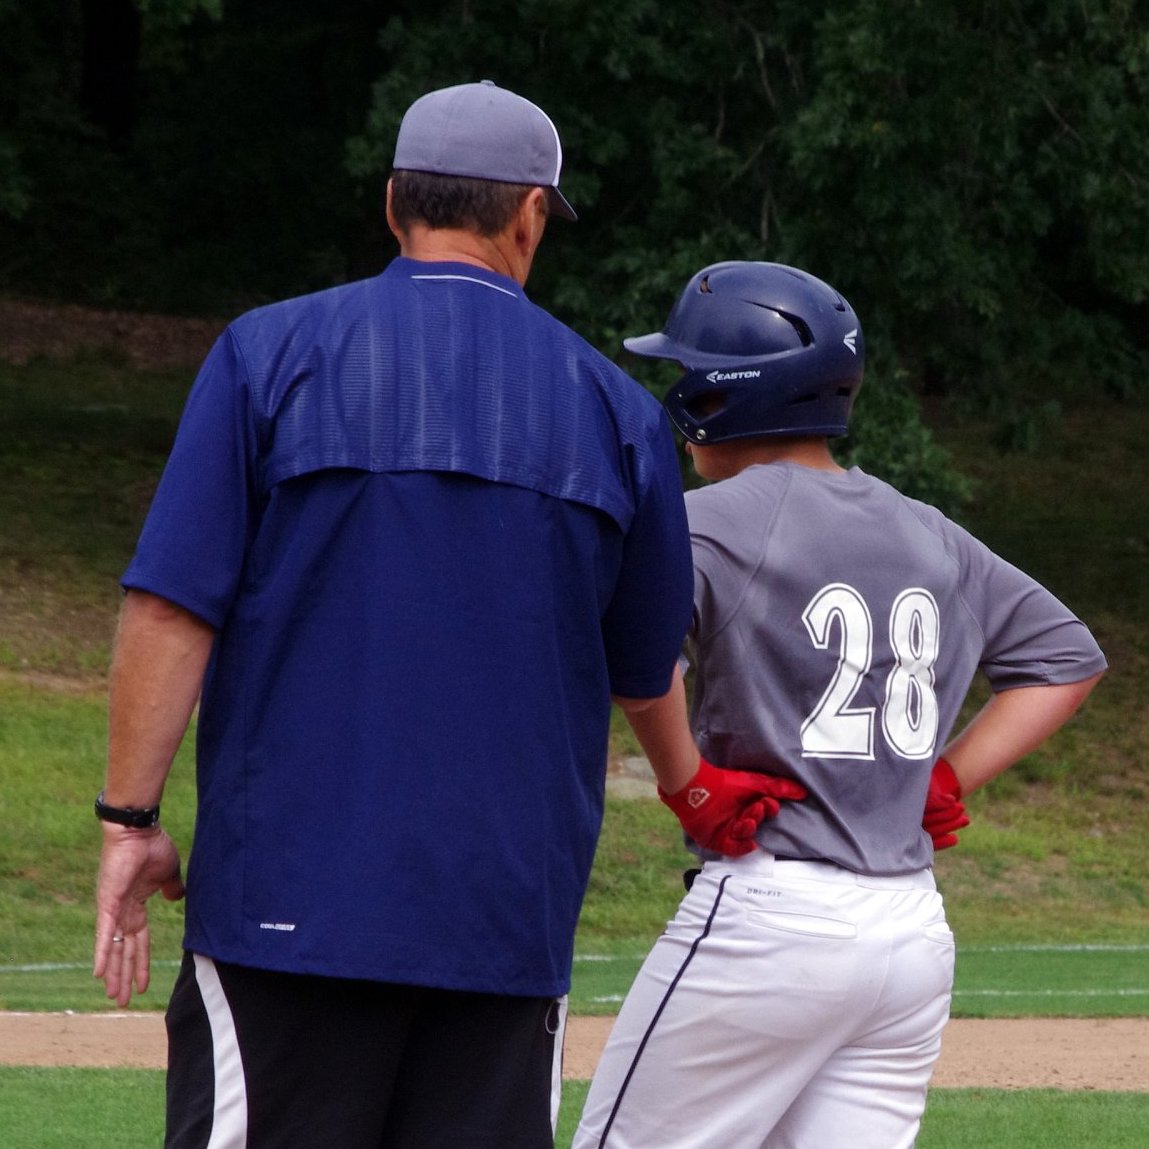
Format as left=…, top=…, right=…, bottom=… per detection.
left=659, top=757, right=807, bottom=856
left=94, top=824, right=185, bottom=1007
left=923, top=756, right=970, bottom=850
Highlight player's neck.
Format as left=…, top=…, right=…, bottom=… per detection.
left=690, top=436, right=845, bottom=481
left=394, top=225, right=522, bottom=282
left=758, top=437, right=844, bottom=472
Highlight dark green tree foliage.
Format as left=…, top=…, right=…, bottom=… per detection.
left=346, top=0, right=970, bottom=507
left=79, top=0, right=143, bottom=152
left=121, top=0, right=391, bottom=310
left=0, top=2, right=149, bottom=286
left=0, top=0, right=45, bottom=222
left=779, top=0, right=1149, bottom=409
left=0, top=0, right=385, bottom=312
left=346, top=0, right=1148, bottom=507
left=350, top=1, right=774, bottom=343
left=3, top=1, right=1148, bottom=509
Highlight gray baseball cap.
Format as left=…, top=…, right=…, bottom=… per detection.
left=393, top=80, right=577, bottom=222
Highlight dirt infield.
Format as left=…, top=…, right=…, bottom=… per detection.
left=1, top=1012, right=1146, bottom=1090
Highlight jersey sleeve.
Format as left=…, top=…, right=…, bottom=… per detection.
left=600, top=415, right=694, bottom=699
left=949, top=520, right=1107, bottom=690
left=122, top=329, right=259, bottom=628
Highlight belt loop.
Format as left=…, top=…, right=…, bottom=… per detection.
left=743, top=849, right=776, bottom=877
left=709, top=850, right=777, bottom=878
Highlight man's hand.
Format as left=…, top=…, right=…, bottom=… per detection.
left=923, top=757, right=970, bottom=850
left=94, top=824, right=185, bottom=1008
left=659, top=758, right=807, bottom=856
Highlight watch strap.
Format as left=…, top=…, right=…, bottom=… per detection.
left=94, top=790, right=161, bottom=829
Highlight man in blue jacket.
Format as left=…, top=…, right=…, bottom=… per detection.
left=91, top=81, right=800, bottom=1149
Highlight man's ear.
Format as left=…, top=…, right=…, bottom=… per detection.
left=515, top=187, right=548, bottom=252
left=385, top=178, right=402, bottom=240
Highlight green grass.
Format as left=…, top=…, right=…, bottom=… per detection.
left=0, top=356, right=190, bottom=676
left=570, top=941, right=1149, bottom=1018
left=0, top=1068, right=166, bottom=1149
left=0, top=358, right=1147, bottom=1011
left=0, top=672, right=1141, bottom=1015
left=2, top=1071, right=1147, bottom=1149
left=917, top=1089, right=1149, bottom=1147
left=1, top=349, right=1148, bottom=1145
left=2, top=763, right=1146, bottom=1018
left=951, top=944, right=1149, bottom=1017
left=0, top=678, right=196, bottom=1002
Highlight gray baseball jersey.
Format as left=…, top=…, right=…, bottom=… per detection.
left=686, top=462, right=1107, bottom=875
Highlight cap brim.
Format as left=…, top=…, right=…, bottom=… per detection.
left=546, top=186, right=577, bottom=222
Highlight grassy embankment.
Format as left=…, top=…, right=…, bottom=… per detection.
left=0, top=353, right=1146, bottom=1018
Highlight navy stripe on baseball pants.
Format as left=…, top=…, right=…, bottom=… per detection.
left=574, top=852, right=955, bottom=1149
left=164, top=951, right=567, bottom=1149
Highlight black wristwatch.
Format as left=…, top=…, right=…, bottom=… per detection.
left=94, top=790, right=161, bottom=829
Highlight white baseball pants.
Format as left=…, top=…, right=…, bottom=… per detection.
left=573, top=851, right=954, bottom=1149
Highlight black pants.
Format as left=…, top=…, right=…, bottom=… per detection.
left=165, top=951, right=565, bottom=1149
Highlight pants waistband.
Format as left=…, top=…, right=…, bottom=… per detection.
left=717, top=851, right=937, bottom=891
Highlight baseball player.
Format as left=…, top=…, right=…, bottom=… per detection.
left=573, top=261, right=1107, bottom=1149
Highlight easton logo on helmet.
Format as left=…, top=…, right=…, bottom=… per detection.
left=843, top=329, right=858, bottom=355
left=705, top=369, right=762, bottom=383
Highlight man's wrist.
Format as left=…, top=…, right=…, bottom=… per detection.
left=94, top=790, right=161, bottom=829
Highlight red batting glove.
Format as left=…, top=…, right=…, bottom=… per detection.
left=923, top=757, right=970, bottom=850
left=659, top=758, right=807, bottom=856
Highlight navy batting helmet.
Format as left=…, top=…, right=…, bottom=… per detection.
left=624, top=261, right=864, bottom=443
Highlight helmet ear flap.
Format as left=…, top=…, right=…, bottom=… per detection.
left=684, top=390, right=728, bottom=421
